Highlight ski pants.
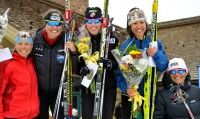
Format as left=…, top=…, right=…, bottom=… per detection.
left=38, top=90, right=63, bottom=119
left=121, top=95, right=144, bottom=119
left=121, top=95, right=133, bottom=119
left=81, top=88, right=117, bottom=119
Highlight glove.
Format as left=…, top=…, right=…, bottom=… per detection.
left=79, top=56, right=90, bottom=76
left=98, top=57, right=112, bottom=70
left=80, top=66, right=90, bottom=76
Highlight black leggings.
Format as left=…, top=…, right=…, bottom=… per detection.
left=38, top=91, right=63, bottom=119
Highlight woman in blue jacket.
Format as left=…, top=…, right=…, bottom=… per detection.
left=115, top=7, right=168, bottom=119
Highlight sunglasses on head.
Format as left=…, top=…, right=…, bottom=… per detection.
left=46, top=21, right=62, bottom=26
left=85, top=18, right=102, bottom=24
left=169, top=68, right=186, bottom=75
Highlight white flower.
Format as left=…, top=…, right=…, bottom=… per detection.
left=121, top=55, right=134, bottom=64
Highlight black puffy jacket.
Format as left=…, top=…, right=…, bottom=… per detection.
left=154, top=72, right=200, bottom=119
left=32, top=29, right=79, bottom=92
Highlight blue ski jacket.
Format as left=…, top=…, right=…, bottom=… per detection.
left=115, top=36, right=168, bottom=94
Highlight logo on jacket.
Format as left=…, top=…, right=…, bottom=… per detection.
left=57, top=49, right=66, bottom=63
left=34, top=47, right=44, bottom=57
left=109, top=38, right=115, bottom=44
left=57, top=54, right=65, bottom=63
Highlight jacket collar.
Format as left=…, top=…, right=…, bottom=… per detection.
left=12, top=52, right=32, bottom=64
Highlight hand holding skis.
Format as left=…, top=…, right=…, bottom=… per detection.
left=65, top=41, right=76, bottom=52
left=146, top=47, right=157, bottom=57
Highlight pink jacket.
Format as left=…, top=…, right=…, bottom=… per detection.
left=0, top=52, right=39, bottom=119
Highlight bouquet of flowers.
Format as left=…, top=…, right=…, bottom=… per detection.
left=112, top=45, right=148, bottom=113
left=112, top=45, right=148, bottom=87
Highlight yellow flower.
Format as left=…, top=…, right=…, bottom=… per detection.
left=77, top=37, right=91, bottom=54
left=77, top=43, right=89, bottom=54
left=129, top=50, right=142, bottom=55
left=77, top=36, right=99, bottom=65
left=120, top=64, right=130, bottom=72
left=80, top=37, right=90, bottom=43
left=127, top=85, right=144, bottom=112
left=80, top=51, right=99, bottom=64
left=129, top=50, right=142, bottom=59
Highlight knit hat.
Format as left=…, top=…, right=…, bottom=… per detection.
left=127, top=8, right=147, bottom=26
left=85, top=7, right=102, bottom=19
left=167, top=58, right=188, bottom=73
left=43, top=9, right=64, bottom=22
left=15, top=31, right=33, bottom=44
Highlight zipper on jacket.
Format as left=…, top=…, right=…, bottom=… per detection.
left=140, top=40, right=142, bottom=49
left=49, top=47, right=53, bottom=93
left=26, top=59, right=33, bottom=118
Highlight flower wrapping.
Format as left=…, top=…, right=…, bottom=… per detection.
left=111, top=48, right=148, bottom=88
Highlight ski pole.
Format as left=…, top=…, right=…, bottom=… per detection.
left=177, top=89, right=195, bottom=119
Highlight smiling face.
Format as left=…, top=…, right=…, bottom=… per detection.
left=169, top=68, right=187, bottom=85
left=15, top=41, right=33, bottom=58
left=85, top=21, right=102, bottom=36
left=130, top=20, right=147, bottom=39
left=45, top=23, right=63, bottom=39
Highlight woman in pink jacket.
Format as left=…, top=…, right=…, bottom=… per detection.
left=0, top=31, right=39, bottom=119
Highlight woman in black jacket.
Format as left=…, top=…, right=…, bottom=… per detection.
left=33, top=9, right=80, bottom=119
left=154, top=58, right=200, bottom=119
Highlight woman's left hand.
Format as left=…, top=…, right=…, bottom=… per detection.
left=65, top=41, right=76, bottom=52
left=127, top=88, right=137, bottom=98
left=147, top=47, right=157, bottom=57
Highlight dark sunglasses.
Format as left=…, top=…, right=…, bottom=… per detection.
left=169, top=68, right=186, bottom=75
left=47, top=21, right=62, bottom=26
left=85, top=18, right=102, bottom=24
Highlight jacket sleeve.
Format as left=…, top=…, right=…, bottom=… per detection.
left=154, top=91, right=167, bottom=119
left=153, top=40, right=169, bottom=71
left=115, top=68, right=127, bottom=93
left=114, top=38, right=129, bottom=93
left=0, top=61, right=9, bottom=119
left=71, top=51, right=81, bottom=75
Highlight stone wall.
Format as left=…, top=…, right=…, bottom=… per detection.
left=115, top=16, right=200, bottom=80
left=0, top=0, right=86, bottom=32
left=158, top=18, right=200, bottom=80
left=46, top=0, right=88, bottom=15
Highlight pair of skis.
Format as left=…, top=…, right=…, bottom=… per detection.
left=93, top=0, right=111, bottom=119
left=144, top=0, right=158, bottom=119
left=53, top=0, right=74, bottom=119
